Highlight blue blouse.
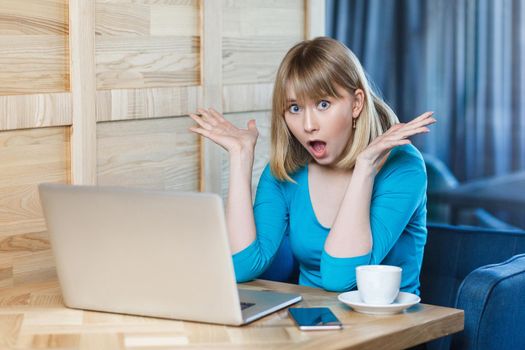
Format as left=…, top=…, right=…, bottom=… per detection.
left=232, top=144, right=428, bottom=294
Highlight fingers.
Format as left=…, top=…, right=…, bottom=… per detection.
left=385, top=112, right=436, bottom=139
left=189, top=113, right=213, bottom=130
left=410, top=111, right=434, bottom=123
left=189, top=126, right=210, bottom=138
left=247, top=119, right=257, bottom=130
left=190, top=107, right=227, bottom=130
left=382, top=137, right=412, bottom=153
left=361, top=112, right=434, bottom=169
left=377, top=117, right=434, bottom=149
left=189, top=126, right=229, bottom=150
left=387, top=126, right=428, bottom=143
left=197, top=108, right=219, bottom=126
left=400, top=114, right=436, bottom=137
left=405, top=111, right=436, bottom=129
left=383, top=123, right=405, bottom=135
left=399, top=125, right=431, bottom=138
left=385, top=111, right=435, bottom=133
left=208, top=108, right=226, bottom=123
left=382, top=137, right=412, bottom=148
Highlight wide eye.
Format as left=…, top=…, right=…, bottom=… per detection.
left=317, top=100, right=330, bottom=111
left=288, top=104, right=301, bottom=114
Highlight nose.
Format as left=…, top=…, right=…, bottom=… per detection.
left=303, top=108, right=319, bottom=133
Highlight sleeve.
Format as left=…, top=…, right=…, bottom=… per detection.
left=232, top=165, right=290, bottom=282
left=320, top=149, right=427, bottom=292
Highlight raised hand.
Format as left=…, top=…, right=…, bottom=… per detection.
left=189, top=108, right=259, bottom=155
left=356, top=111, right=436, bottom=172
left=190, top=109, right=259, bottom=253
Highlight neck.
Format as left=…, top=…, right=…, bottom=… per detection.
left=309, top=162, right=352, bottom=178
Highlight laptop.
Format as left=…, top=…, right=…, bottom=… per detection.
left=38, top=183, right=302, bottom=325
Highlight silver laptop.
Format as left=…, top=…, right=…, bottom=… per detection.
left=38, top=183, right=302, bottom=325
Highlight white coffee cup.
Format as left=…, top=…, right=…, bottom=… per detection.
left=356, top=265, right=402, bottom=305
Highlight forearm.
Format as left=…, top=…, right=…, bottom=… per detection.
left=226, top=150, right=257, bottom=254
left=324, top=161, right=376, bottom=257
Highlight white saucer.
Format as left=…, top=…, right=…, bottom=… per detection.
left=338, top=291, right=421, bottom=315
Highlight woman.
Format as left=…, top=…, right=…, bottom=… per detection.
left=189, top=37, right=435, bottom=294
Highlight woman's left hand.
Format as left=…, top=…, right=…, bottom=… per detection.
left=356, top=111, right=436, bottom=173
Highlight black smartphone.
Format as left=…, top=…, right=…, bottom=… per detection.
left=288, top=307, right=343, bottom=330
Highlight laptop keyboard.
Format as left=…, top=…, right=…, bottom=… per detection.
left=240, top=302, right=255, bottom=310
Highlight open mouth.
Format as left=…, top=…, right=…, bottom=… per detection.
left=308, top=140, right=327, bottom=158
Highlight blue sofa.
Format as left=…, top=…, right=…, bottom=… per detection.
left=420, top=224, right=525, bottom=350
left=260, top=224, right=525, bottom=350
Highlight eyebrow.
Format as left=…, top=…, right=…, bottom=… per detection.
left=286, top=99, right=297, bottom=103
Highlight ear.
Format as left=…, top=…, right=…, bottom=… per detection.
left=352, top=89, right=365, bottom=119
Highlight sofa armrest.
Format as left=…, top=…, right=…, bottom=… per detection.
left=420, top=224, right=525, bottom=350
left=451, top=253, right=525, bottom=350
left=421, top=224, right=525, bottom=308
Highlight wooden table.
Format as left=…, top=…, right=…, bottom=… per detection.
left=0, top=279, right=463, bottom=350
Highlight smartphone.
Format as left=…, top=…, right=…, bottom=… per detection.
left=288, top=307, right=343, bottom=330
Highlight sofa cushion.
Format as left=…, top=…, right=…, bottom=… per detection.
left=420, top=224, right=525, bottom=350
left=452, top=253, right=525, bottom=350
left=421, top=225, right=525, bottom=308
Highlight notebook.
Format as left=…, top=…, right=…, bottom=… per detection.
left=39, top=183, right=301, bottom=325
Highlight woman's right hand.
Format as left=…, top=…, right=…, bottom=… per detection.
left=189, top=108, right=259, bottom=156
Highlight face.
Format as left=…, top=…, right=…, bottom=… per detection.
left=284, top=85, right=363, bottom=166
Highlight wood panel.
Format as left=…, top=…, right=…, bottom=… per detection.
left=149, top=2, right=199, bottom=37
left=12, top=250, right=56, bottom=287
left=217, top=0, right=309, bottom=195
left=306, top=0, right=326, bottom=39
left=0, top=232, right=54, bottom=289
left=221, top=111, right=271, bottom=200
left=0, top=93, right=71, bottom=131
left=70, top=0, right=97, bottom=185
left=222, top=36, right=301, bottom=86
left=222, top=83, right=273, bottom=113
left=97, top=117, right=199, bottom=191
left=0, top=127, right=70, bottom=237
left=0, top=0, right=69, bottom=95
left=96, top=86, right=202, bottom=122
left=0, top=0, right=327, bottom=294
left=200, top=0, right=223, bottom=194
left=95, top=0, right=200, bottom=90
left=96, top=1, right=199, bottom=37
left=95, top=2, right=149, bottom=36
left=0, top=127, right=69, bottom=289
left=222, top=0, right=304, bottom=38
left=222, top=0, right=304, bottom=85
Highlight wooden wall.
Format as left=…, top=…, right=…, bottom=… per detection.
left=0, top=0, right=325, bottom=289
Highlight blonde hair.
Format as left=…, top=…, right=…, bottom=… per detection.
left=270, top=37, right=399, bottom=182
